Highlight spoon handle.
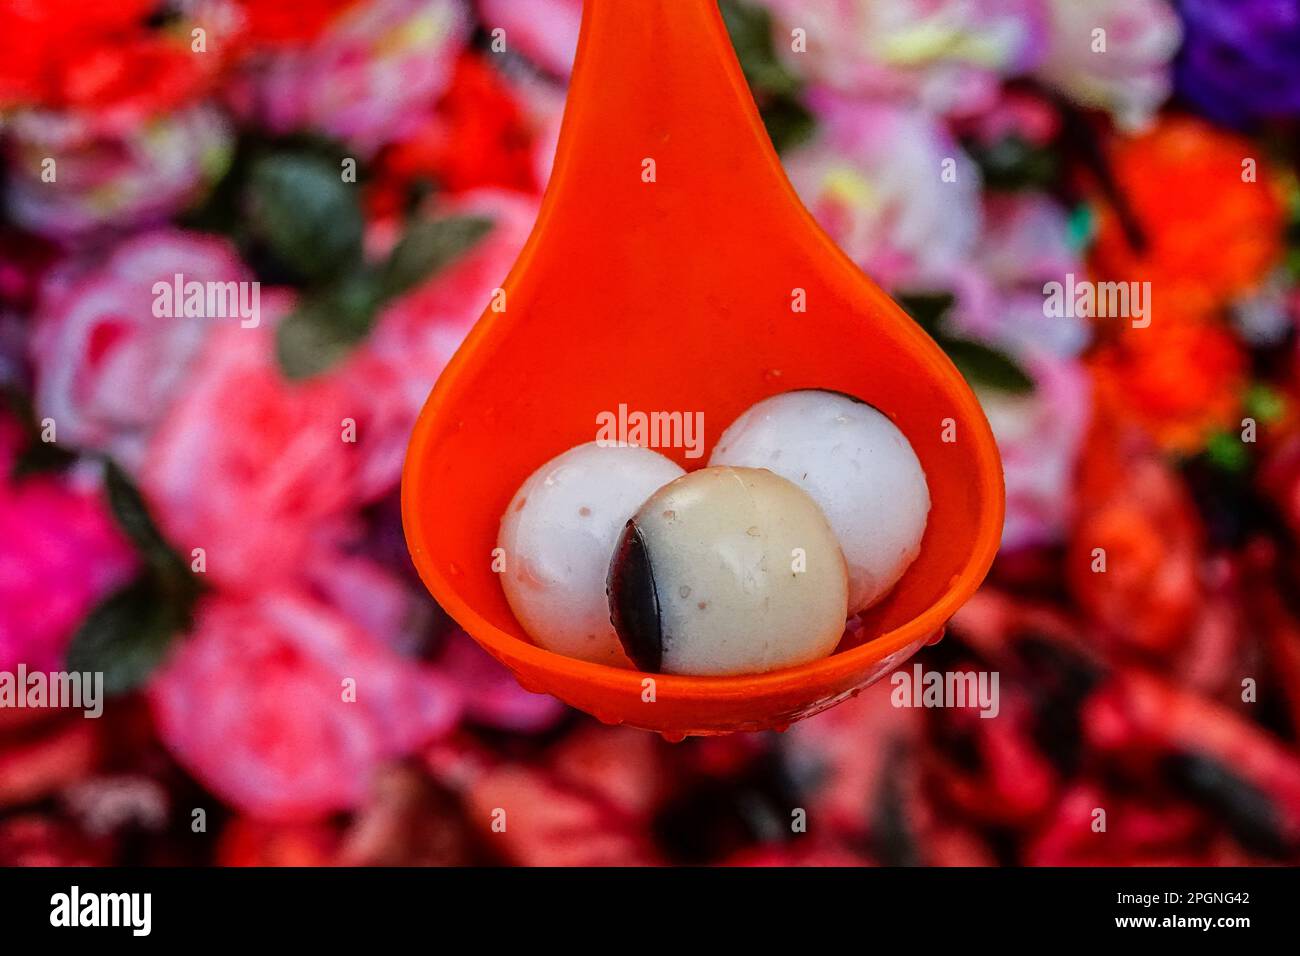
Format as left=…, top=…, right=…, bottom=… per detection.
left=548, top=0, right=786, bottom=216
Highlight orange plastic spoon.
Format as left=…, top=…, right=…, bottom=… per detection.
left=402, top=0, right=1004, bottom=737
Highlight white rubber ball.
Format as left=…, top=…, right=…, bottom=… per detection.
left=608, top=466, right=849, bottom=676
left=499, top=442, right=685, bottom=666
left=710, top=390, right=930, bottom=614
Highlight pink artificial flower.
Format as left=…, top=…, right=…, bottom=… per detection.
left=301, top=551, right=423, bottom=654
left=0, top=436, right=137, bottom=673
left=228, top=0, right=469, bottom=156
left=1033, top=0, right=1181, bottom=130
left=978, top=353, right=1091, bottom=551
left=781, top=678, right=921, bottom=840
left=149, top=587, right=460, bottom=821
left=764, top=0, right=1045, bottom=115
left=783, top=93, right=982, bottom=297
left=140, top=307, right=359, bottom=592
left=434, top=631, right=566, bottom=733
left=476, top=0, right=583, bottom=77
left=340, top=188, right=539, bottom=499
left=956, top=86, right=1061, bottom=148
left=30, top=229, right=252, bottom=470
left=950, top=193, right=1091, bottom=360
left=3, top=106, right=233, bottom=241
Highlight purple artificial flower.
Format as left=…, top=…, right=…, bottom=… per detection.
left=1176, top=0, right=1300, bottom=127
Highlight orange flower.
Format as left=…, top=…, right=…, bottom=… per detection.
left=1067, top=418, right=1203, bottom=658
left=1088, top=319, right=1246, bottom=454
left=1090, top=115, right=1285, bottom=315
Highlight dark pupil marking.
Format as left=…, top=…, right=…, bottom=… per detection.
left=607, top=520, right=663, bottom=672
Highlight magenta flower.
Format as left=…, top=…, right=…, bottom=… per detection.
left=0, top=433, right=137, bottom=673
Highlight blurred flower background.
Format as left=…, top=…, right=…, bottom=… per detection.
left=2, top=0, right=1299, bottom=866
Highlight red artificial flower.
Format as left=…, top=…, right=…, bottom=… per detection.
left=1085, top=670, right=1300, bottom=853
left=722, top=840, right=874, bottom=867
left=236, top=0, right=364, bottom=45
left=0, top=1, right=220, bottom=122
left=370, top=52, right=538, bottom=218
left=0, top=816, right=108, bottom=867
left=927, top=686, right=1060, bottom=828
left=1067, top=417, right=1203, bottom=657
left=217, top=818, right=341, bottom=867
left=1262, top=429, right=1300, bottom=541
left=0, top=715, right=100, bottom=809
left=452, top=724, right=665, bottom=866
left=1027, top=782, right=1225, bottom=866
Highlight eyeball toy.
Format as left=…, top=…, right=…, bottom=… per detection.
left=710, top=390, right=930, bottom=614
left=499, top=442, right=685, bottom=666
left=607, top=466, right=849, bottom=676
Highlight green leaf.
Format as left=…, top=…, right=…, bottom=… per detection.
left=379, top=215, right=494, bottom=299
left=941, top=337, right=1035, bottom=395
left=10, top=441, right=76, bottom=479
left=760, top=97, right=816, bottom=155
left=720, top=0, right=800, bottom=96
left=1206, top=430, right=1250, bottom=473
left=1245, top=384, right=1286, bottom=424
left=897, top=292, right=957, bottom=336
left=276, top=273, right=384, bottom=380
left=65, top=578, right=187, bottom=695
left=275, top=215, right=493, bottom=379
left=246, top=153, right=364, bottom=281
left=1, top=387, right=75, bottom=478
left=103, top=461, right=186, bottom=573
left=719, top=0, right=817, bottom=154
left=964, top=134, right=1059, bottom=193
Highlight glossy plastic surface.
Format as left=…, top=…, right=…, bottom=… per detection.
left=402, top=0, right=1005, bottom=736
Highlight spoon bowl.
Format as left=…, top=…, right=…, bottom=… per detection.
left=402, top=0, right=1004, bottom=736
